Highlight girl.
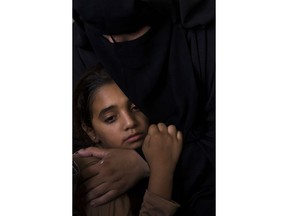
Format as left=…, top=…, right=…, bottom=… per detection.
left=73, top=63, right=183, bottom=216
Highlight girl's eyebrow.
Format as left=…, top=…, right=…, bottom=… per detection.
left=98, top=105, right=116, bottom=117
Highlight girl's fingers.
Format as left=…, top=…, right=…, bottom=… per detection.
left=157, top=123, right=167, bottom=132
left=167, top=125, right=177, bottom=136
left=148, top=124, right=159, bottom=134
left=177, top=131, right=183, bottom=143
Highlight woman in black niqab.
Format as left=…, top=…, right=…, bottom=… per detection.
left=73, top=0, right=215, bottom=215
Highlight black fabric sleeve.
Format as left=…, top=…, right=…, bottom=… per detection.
left=172, top=2, right=215, bottom=215
left=144, top=0, right=215, bottom=28
left=186, top=20, right=215, bottom=165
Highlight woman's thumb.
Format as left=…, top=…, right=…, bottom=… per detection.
left=76, top=147, right=108, bottom=159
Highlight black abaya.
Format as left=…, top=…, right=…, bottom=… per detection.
left=73, top=0, right=215, bottom=215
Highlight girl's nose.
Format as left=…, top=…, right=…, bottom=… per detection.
left=123, top=112, right=137, bottom=130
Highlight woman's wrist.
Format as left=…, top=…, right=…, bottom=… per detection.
left=132, top=150, right=150, bottom=179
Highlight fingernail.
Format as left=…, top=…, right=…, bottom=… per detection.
left=76, top=149, right=86, bottom=155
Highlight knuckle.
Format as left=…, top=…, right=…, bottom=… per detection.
left=85, top=189, right=99, bottom=202
left=168, top=124, right=176, bottom=130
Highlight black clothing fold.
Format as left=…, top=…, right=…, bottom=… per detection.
left=73, top=0, right=215, bottom=215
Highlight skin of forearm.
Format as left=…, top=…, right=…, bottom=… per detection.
left=132, top=151, right=150, bottom=179
left=139, top=161, right=150, bottom=179
left=147, top=168, right=174, bottom=200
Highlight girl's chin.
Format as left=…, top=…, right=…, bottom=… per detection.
left=102, top=140, right=143, bottom=149
left=123, top=141, right=143, bottom=150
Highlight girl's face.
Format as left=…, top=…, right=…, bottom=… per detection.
left=88, top=82, right=149, bottom=149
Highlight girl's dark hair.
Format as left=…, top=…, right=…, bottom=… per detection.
left=73, top=63, right=113, bottom=146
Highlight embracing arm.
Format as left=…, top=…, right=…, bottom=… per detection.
left=75, top=147, right=149, bottom=206
left=74, top=123, right=183, bottom=216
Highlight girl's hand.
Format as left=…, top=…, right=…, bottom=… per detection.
left=141, top=123, right=183, bottom=200
left=142, top=123, right=183, bottom=174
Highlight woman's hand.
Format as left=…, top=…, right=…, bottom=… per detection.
left=74, top=147, right=149, bottom=206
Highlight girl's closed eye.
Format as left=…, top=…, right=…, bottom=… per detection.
left=131, top=104, right=140, bottom=112
left=104, top=115, right=117, bottom=124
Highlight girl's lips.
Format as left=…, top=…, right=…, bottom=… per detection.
left=124, top=133, right=145, bottom=143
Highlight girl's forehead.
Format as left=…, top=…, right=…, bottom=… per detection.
left=91, top=83, right=129, bottom=111
left=94, top=82, right=126, bottom=100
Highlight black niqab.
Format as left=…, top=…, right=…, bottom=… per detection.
left=73, top=0, right=215, bottom=215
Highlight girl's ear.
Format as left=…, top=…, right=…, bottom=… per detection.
left=81, top=123, right=101, bottom=144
